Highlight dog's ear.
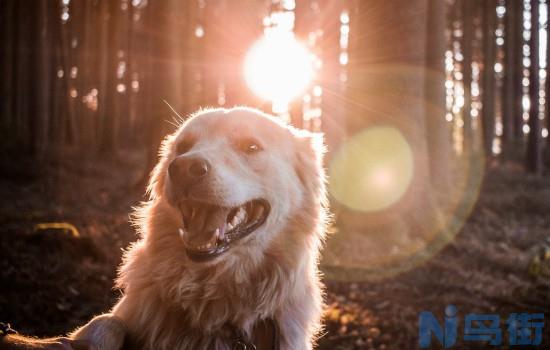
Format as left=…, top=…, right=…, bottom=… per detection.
left=292, top=129, right=326, bottom=196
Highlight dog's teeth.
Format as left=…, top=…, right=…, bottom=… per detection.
left=227, top=222, right=234, bottom=231
left=234, top=207, right=246, bottom=223
left=237, top=207, right=246, bottom=218
left=190, top=208, right=196, bottom=220
left=230, top=207, right=247, bottom=227
left=197, top=243, right=211, bottom=251
left=253, top=205, right=264, bottom=220
left=178, top=228, right=186, bottom=239
left=232, top=216, right=242, bottom=227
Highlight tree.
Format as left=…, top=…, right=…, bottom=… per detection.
left=512, top=0, right=525, bottom=141
left=319, top=0, right=346, bottom=155
left=461, top=0, right=474, bottom=154
left=35, top=0, right=53, bottom=157
left=0, top=0, right=15, bottom=143
left=425, top=0, right=451, bottom=193
left=482, top=0, right=497, bottom=156
left=503, top=0, right=522, bottom=148
left=526, top=0, right=543, bottom=174
left=98, top=0, right=118, bottom=155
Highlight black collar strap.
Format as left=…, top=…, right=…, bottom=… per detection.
left=224, top=318, right=279, bottom=350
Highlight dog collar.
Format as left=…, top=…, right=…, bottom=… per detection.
left=223, top=318, right=280, bottom=350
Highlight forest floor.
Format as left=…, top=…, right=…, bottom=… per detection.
left=1, top=151, right=549, bottom=350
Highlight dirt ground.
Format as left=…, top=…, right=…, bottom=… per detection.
left=1, top=151, right=549, bottom=350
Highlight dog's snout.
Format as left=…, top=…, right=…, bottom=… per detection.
left=169, top=156, right=210, bottom=187
left=188, top=158, right=209, bottom=177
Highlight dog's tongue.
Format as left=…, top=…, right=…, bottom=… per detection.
left=184, top=205, right=230, bottom=245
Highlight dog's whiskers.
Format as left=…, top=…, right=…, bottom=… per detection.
left=163, top=99, right=186, bottom=127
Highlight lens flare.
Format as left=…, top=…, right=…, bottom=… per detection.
left=244, top=32, right=313, bottom=107
left=329, top=127, right=414, bottom=212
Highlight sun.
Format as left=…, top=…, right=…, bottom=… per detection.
left=244, top=31, right=314, bottom=110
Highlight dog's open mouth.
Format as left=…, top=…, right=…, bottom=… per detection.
left=177, top=199, right=270, bottom=262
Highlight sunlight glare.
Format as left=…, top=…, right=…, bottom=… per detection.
left=244, top=32, right=313, bottom=109
left=329, top=127, right=414, bottom=212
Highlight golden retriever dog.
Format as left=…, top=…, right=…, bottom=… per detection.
left=71, top=107, right=328, bottom=350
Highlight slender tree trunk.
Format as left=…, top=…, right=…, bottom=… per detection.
left=482, top=0, right=497, bottom=156
left=201, top=1, right=220, bottom=106
left=320, top=0, right=345, bottom=155
left=133, top=2, right=153, bottom=143
left=425, top=0, right=451, bottom=193
left=77, top=0, right=94, bottom=151
left=461, top=0, right=474, bottom=155
left=526, top=0, right=542, bottom=174
left=502, top=0, right=518, bottom=150
left=127, top=3, right=138, bottom=137
left=14, top=0, right=29, bottom=148
left=116, top=2, right=132, bottom=145
left=98, top=0, right=118, bottom=155
left=14, top=0, right=40, bottom=153
left=60, top=1, right=77, bottom=145
left=341, top=0, right=431, bottom=223
left=137, top=0, right=187, bottom=186
left=134, top=1, right=157, bottom=189
left=91, top=0, right=102, bottom=140
left=50, top=0, right=64, bottom=148
left=513, top=0, right=524, bottom=142
left=35, top=0, right=52, bottom=157
left=289, top=0, right=309, bottom=128
left=546, top=0, right=550, bottom=147
left=26, top=1, right=40, bottom=156
left=0, top=0, right=15, bottom=139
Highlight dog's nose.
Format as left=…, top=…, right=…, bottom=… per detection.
left=168, top=156, right=210, bottom=187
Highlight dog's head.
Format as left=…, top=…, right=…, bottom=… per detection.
left=146, top=107, right=325, bottom=263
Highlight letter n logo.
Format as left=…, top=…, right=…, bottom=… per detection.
left=418, top=305, right=458, bottom=348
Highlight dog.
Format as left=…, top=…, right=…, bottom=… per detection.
left=71, top=107, right=328, bottom=350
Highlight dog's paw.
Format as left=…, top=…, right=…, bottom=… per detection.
left=71, top=314, right=126, bottom=350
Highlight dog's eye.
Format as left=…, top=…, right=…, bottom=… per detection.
left=240, top=139, right=263, bottom=154
left=176, top=140, right=193, bottom=155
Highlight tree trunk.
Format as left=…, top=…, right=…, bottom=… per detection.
left=502, top=0, right=519, bottom=149
left=461, top=0, right=474, bottom=155
left=26, top=1, right=40, bottom=156
left=546, top=0, right=550, bottom=147
left=60, top=1, right=77, bottom=145
left=513, top=0, right=524, bottom=142
left=482, top=0, right=497, bottom=157
left=35, top=0, right=52, bottom=157
left=49, top=0, right=63, bottom=148
left=425, top=0, right=451, bottom=193
left=201, top=1, right=221, bottom=106
left=116, top=1, right=132, bottom=145
left=526, top=0, right=543, bottom=174
left=320, top=0, right=346, bottom=155
left=77, top=0, right=95, bottom=151
left=0, top=0, right=15, bottom=141
left=98, top=0, right=118, bottom=155
left=341, top=0, right=430, bottom=222
left=136, top=0, right=188, bottom=187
